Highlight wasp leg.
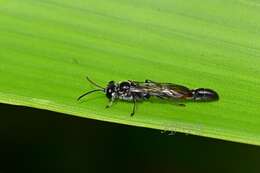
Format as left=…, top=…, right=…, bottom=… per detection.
left=156, top=95, right=186, bottom=107
left=105, top=97, right=115, bottom=108
left=131, top=98, right=137, bottom=116
left=156, top=95, right=166, bottom=99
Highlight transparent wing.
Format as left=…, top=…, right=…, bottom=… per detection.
left=130, top=81, right=192, bottom=99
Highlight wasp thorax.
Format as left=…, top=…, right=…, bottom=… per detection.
left=106, top=81, right=116, bottom=99
left=119, top=82, right=130, bottom=92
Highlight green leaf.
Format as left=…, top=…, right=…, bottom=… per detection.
left=1, top=0, right=260, bottom=145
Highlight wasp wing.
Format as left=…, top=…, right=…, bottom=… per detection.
left=130, top=81, right=192, bottom=100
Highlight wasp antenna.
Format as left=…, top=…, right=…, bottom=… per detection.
left=86, top=77, right=105, bottom=89
left=77, top=89, right=104, bottom=101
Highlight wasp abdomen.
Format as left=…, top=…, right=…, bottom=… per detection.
left=192, top=88, right=219, bottom=101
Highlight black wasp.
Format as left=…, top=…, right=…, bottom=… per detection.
left=78, top=77, right=219, bottom=116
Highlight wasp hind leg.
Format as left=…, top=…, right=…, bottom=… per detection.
left=156, top=95, right=186, bottom=107
left=130, top=98, right=137, bottom=116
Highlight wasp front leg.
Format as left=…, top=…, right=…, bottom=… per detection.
left=106, top=97, right=115, bottom=109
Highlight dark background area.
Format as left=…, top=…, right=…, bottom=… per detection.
left=0, top=103, right=260, bottom=173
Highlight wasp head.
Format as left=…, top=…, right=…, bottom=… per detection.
left=106, top=81, right=117, bottom=99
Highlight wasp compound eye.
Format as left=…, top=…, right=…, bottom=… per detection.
left=109, top=81, right=115, bottom=85
left=106, top=88, right=113, bottom=99
left=106, top=82, right=116, bottom=99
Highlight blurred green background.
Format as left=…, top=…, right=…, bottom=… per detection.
left=1, top=103, right=260, bottom=173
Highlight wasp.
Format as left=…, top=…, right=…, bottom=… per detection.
left=78, top=77, right=219, bottom=116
